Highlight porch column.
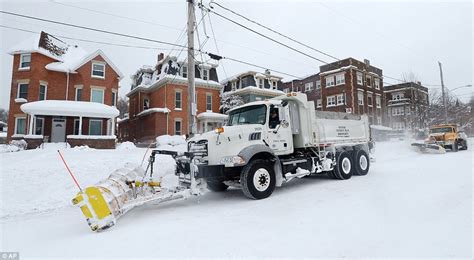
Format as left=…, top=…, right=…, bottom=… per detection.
left=28, top=114, right=35, bottom=135
left=78, top=116, right=83, bottom=135
left=111, top=117, right=116, bottom=136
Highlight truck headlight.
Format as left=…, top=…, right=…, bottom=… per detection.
left=220, top=156, right=246, bottom=166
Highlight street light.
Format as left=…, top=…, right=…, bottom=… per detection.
left=449, top=84, right=472, bottom=92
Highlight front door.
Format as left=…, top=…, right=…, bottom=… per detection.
left=51, top=118, right=66, bottom=142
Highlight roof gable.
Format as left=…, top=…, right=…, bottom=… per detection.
left=73, top=50, right=124, bottom=80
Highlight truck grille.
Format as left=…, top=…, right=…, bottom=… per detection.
left=188, top=140, right=208, bottom=157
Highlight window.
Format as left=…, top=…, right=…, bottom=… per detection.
left=112, top=91, right=117, bottom=107
left=376, top=96, right=381, bottom=108
left=336, top=73, right=345, bottom=85
left=337, top=94, right=345, bottom=105
left=325, top=76, right=335, bottom=87
left=272, top=81, right=277, bottom=89
left=19, top=53, right=31, bottom=69
left=304, top=82, right=314, bottom=92
left=231, top=81, right=237, bottom=91
left=392, top=92, right=404, bottom=100
left=377, top=117, right=382, bottom=125
left=283, top=88, right=289, bottom=93
left=202, top=69, right=209, bottom=80
left=316, top=99, right=322, bottom=108
left=91, top=88, right=104, bottom=103
left=175, top=91, right=182, bottom=109
left=258, top=78, right=264, bottom=88
left=143, top=98, right=150, bottom=110
left=89, top=119, right=103, bottom=135
left=392, top=107, right=404, bottom=116
left=181, top=66, right=188, bottom=78
left=327, top=96, right=336, bottom=107
left=175, top=120, right=182, bottom=135
left=367, top=95, right=373, bottom=106
left=75, top=87, right=82, bottom=101
left=15, top=117, right=26, bottom=135
left=316, top=80, right=321, bottom=89
left=358, top=91, right=364, bottom=105
left=35, top=117, right=44, bottom=135
left=366, top=75, right=371, bottom=87
left=17, top=83, right=28, bottom=99
left=374, top=78, right=380, bottom=89
left=74, top=119, right=80, bottom=135
left=91, top=63, right=105, bottom=78
left=357, top=72, right=363, bottom=85
left=39, top=84, right=47, bottom=100
left=206, top=94, right=212, bottom=111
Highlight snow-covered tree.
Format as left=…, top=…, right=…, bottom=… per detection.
left=220, top=93, right=244, bottom=114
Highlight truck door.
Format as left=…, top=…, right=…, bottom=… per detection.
left=266, top=104, right=293, bottom=155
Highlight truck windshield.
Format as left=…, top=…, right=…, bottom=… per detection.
left=227, top=105, right=267, bottom=126
left=430, top=127, right=453, bottom=134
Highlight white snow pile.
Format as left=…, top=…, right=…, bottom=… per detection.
left=116, top=141, right=136, bottom=150
left=156, top=134, right=187, bottom=152
left=0, top=139, right=27, bottom=153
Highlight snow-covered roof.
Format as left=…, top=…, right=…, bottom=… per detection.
left=137, top=107, right=171, bottom=117
left=320, top=65, right=357, bottom=76
left=197, top=112, right=228, bottom=120
left=220, top=71, right=284, bottom=85
left=229, top=86, right=284, bottom=97
left=9, top=31, right=123, bottom=79
left=21, top=100, right=119, bottom=118
left=0, top=121, right=7, bottom=126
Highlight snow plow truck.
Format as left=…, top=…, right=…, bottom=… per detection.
left=72, top=92, right=374, bottom=231
left=411, top=124, right=468, bottom=153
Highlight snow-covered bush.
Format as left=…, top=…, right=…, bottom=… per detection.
left=0, top=139, right=27, bottom=153
left=116, top=141, right=136, bottom=150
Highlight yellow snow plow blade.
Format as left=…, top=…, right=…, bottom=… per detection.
left=72, top=187, right=115, bottom=231
left=411, top=143, right=446, bottom=154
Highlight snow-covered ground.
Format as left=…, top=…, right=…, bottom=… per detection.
left=0, top=139, right=472, bottom=258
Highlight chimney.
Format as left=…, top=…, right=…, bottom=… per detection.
left=417, top=81, right=421, bottom=85
left=364, top=59, right=370, bottom=66
left=157, top=53, right=164, bottom=63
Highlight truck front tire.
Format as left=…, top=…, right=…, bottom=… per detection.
left=240, top=159, right=276, bottom=200
left=333, top=151, right=353, bottom=180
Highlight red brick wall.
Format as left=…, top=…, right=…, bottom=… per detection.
left=7, top=52, right=119, bottom=141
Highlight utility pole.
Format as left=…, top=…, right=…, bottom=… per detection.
left=438, top=61, right=448, bottom=124
left=187, top=0, right=196, bottom=136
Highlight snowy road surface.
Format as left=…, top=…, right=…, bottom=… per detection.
left=0, top=139, right=472, bottom=258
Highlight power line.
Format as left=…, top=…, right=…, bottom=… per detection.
left=0, top=24, right=177, bottom=51
left=49, top=0, right=182, bottom=32
left=210, top=0, right=340, bottom=61
left=0, top=10, right=188, bottom=49
left=200, top=5, right=329, bottom=65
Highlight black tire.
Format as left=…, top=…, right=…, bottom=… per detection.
left=353, top=149, right=370, bottom=176
left=333, top=151, right=353, bottom=180
left=240, top=159, right=276, bottom=200
left=461, top=140, right=468, bottom=150
left=452, top=142, right=459, bottom=152
left=207, top=181, right=229, bottom=192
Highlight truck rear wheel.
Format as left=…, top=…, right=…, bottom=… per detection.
left=452, top=142, right=459, bottom=152
left=353, top=149, right=370, bottom=176
left=333, top=151, right=353, bottom=180
left=207, top=181, right=229, bottom=192
left=240, top=159, right=276, bottom=200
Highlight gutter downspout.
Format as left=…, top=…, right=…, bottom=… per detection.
left=66, top=72, right=70, bottom=100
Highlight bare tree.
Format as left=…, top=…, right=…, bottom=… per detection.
left=117, top=97, right=129, bottom=118
left=0, top=108, right=8, bottom=123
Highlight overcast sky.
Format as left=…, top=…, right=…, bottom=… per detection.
left=0, top=0, right=472, bottom=110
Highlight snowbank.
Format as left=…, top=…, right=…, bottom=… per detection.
left=156, top=135, right=186, bottom=146
left=0, top=139, right=27, bottom=153
left=116, top=141, right=136, bottom=150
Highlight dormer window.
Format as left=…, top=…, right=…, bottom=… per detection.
left=181, top=66, right=188, bottom=78
left=272, top=81, right=277, bottom=89
left=19, top=53, right=31, bottom=70
left=202, top=69, right=209, bottom=80
left=258, top=78, right=264, bottom=88
left=231, top=81, right=237, bottom=91
left=92, top=62, right=105, bottom=78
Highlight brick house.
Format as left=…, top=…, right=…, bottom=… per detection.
left=281, top=58, right=384, bottom=125
left=6, top=31, right=122, bottom=149
left=221, top=70, right=284, bottom=105
left=281, top=73, right=322, bottom=110
left=384, top=82, right=429, bottom=131
left=118, top=53, right=225, bottom=143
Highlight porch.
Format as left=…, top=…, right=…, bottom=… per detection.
left=20, top=100, right=119, bottom=149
